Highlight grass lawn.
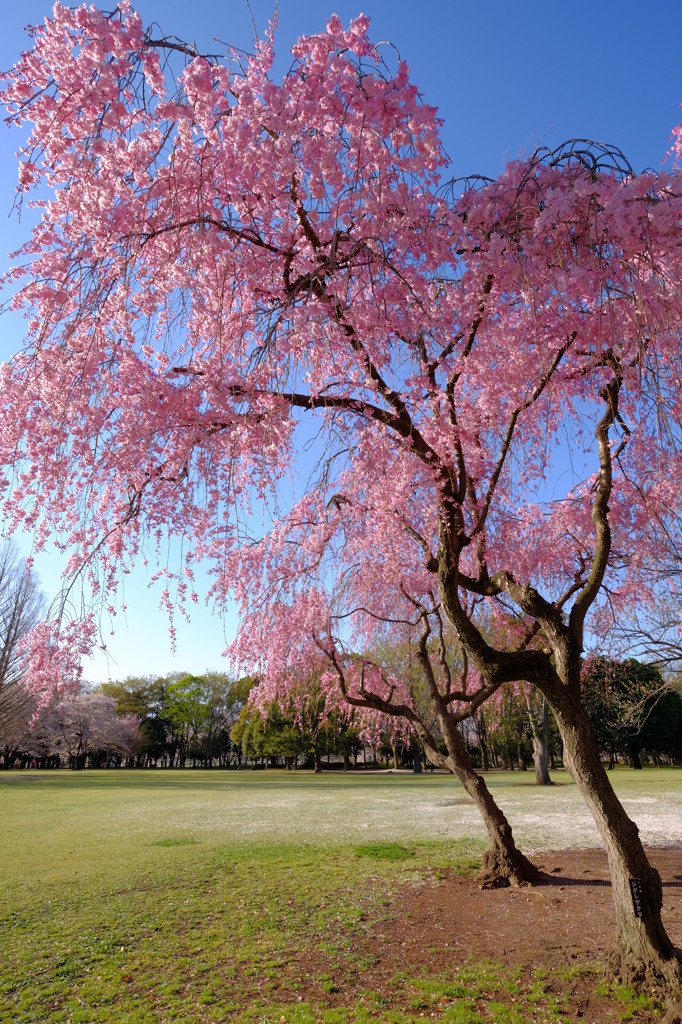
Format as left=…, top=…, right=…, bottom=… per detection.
left=1, top=767, right=680, bottom=1023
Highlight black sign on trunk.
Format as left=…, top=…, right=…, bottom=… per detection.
left=629, top=878, right=645, bottom=919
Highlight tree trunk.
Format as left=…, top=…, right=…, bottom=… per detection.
left=527, top=694, right=552, bottom=786
left=474, top=712, right=490, bottom=770
left=532, top=737, right=551, bottom=784
left=629, top=742, right=643, bottom=770
left=426, top=717, right=539, bottom=889
left=520, top=692, right=552, bottom=786
left=547, top=688, right=682, bottom=1012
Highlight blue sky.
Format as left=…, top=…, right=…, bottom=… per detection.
left=1, top=0, right=681, bottom=683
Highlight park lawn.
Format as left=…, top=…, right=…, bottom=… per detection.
left=0, top=768, right=680, bottom=1023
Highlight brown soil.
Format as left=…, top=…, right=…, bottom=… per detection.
left=284, top=847, right=682, bottom=1023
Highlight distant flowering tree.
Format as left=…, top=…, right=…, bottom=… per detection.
left=3, top=3, right=682, bottom=1005
left=32, top=691, right=139, bottom=767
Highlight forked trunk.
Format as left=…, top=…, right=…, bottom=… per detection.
left=548, top=690, right=682, bottom=1015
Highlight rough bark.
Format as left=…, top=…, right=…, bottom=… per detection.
left=427, top=719, right=539, bottom=889
left=544, top=684, right=682, bottom=1014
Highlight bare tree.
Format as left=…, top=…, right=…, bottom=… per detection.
left=0, top=541, right=46, bottom=753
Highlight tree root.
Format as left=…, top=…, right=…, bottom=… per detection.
left=607, top=944, right=682, bottom=1021
left=478, top=845, right=541, bottom=889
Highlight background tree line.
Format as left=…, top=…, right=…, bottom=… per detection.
left=3, top=659, right=681, bottom=772
left=0, top=539, right=679, bottom=771
left=467, top=666, right=682, bottom=776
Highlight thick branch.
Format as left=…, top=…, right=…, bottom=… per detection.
left=320, top=639, right=443, bottom=751
left=139, top=216, right=284, bottom=255
left=437, top=547, right=556, bottom=687
left=569, top=375, right=621, bottom=644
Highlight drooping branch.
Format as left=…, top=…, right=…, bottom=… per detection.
left=319, top=637, right=443, bottom=754
left=471, top=331, right=578, bottom=539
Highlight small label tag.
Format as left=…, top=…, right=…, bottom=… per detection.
left=629, top=878, right=645, bottom=919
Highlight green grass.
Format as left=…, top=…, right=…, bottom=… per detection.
left=0, top=770, right=477, bottom=1024
left=354, top=843, right=415, bottom=860
left=594, top=980, right=662, bottom=1020
left=0, top=766, right=679, bottom=1023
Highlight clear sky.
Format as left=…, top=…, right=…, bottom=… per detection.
left=1, top=0, right=681, bottom=683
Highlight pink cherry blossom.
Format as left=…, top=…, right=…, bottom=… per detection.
left=2, top=5, right=682, bottom=994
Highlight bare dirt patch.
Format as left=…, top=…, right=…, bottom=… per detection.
left=396, top=847, right=682, bottom=962
left=291, top=847, right=682, bottom=1023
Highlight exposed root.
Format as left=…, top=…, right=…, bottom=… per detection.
left=607, top=943, right=682, bottom=1019
left=478, top=845, right=540, bottom=890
